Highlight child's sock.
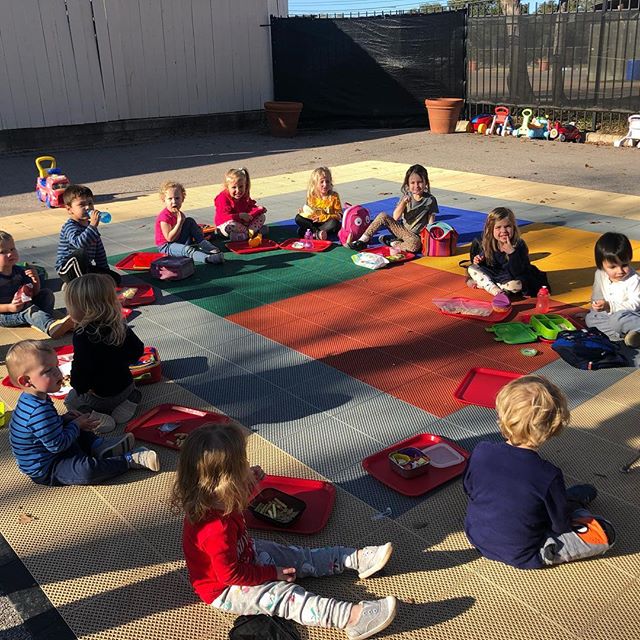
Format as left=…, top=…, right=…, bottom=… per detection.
left=198, top=239, right=217, bottom=253
left=92, top=433, right=135, bottom=459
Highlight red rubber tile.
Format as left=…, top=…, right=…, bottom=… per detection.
left=228, top=305, right=298, bottom=331
left=386, top=372, right=463, bottom=417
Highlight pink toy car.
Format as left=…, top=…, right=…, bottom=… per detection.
left=35, top=155, right=70, bottom=208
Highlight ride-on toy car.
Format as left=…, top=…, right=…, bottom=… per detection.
left=35, top=155, right=70, bottom=208
left=548, top=122, right=584, bottom=143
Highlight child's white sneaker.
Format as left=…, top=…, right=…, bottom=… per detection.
left=125, top=447, right=160, bottom=472
left=624, top=329, right=640, bottom=348
left=88, top=410, right=116, bottom=434
left=92, top=433, right=135, bottom=459
left=345, top=596, right=397, bottom=640
left=356, top=543, right=393, bottom=579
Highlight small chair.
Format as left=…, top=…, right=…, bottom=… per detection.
left=614, top=114, right=640, bottom=148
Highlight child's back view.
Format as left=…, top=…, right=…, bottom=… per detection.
left=464, top=375, right=614, bottom=569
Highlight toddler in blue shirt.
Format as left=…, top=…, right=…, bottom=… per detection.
left=464, top=375, right=615, bottom=568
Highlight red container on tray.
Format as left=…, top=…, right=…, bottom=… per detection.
left=130, top=347, right=161, bottom=385
left=249, top=487, right=306, bottom=527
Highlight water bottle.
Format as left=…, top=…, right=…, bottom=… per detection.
left=535, top=286, right=550, bottom=314
left=89, top=210, right=111, bottom=223
left=303, top=228, right=313, bottom=249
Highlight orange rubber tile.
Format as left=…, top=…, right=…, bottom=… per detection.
left=386, top=372, right=464, bottom=417
left=227, top=305, right=299, bottom=332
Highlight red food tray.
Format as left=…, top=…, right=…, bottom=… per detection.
left=226, top=239, right=280, bottom=254
left=125, top=404, right=234, bottom=449
left=362, top=433, right=469, bottom=497
left=362, top=245, right=415, bottom=263
left=244, top=475, right=336, bottom=534
left=279, top=238, right=333, bottom=252
left=454, top=368, right=523, bottom=408
left=2, top=345, right=74, bottom=399
left=115, top=252, right=165, bottom=271
left=121, top=307, right=133, bottom=320
left=116, top=285, right=156, bottom=307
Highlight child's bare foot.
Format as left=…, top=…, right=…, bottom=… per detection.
left=345, top=596, right=397, bottom=640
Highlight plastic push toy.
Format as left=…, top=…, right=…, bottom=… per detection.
left=549, top=121, right=585, bottom=143
left=513, top=108, right=534, bottom=138
left=35, top=155, right=70, bottom=208
left=485, top=106, right=514, bottom=136
left=614, top=114, right=640, bottom=148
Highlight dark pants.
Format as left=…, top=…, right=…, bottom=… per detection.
left=58, top=249, right=121, bottom=285
left=34, top=431, right=128, bottom=486
left=295, top=214, right=341, bottom=237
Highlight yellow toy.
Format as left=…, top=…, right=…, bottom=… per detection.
left=247, top=230, right=262, bottom=248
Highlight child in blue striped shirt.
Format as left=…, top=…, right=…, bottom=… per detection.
left=56, top=185, right=121, bottom=285
left=7, top=340, right=159, bottom=486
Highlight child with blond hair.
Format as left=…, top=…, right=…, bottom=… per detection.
left=155, top=181, right=223, bottom=264
left=464, top=375, right=615, bottom=569
left=173, top=422, right=397, bottom=640
left=7, top=340, right=158, bottom=486
left=214, top=168, right=267, bottom=241
left=295, top=167, right=342, bottom=240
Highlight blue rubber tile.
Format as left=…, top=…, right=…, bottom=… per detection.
left=256, top=355, right=340, bottom=390
left=443, top=405, right=502, bottom=439
left=332, top=393, right=441, bottom=445
left=332, top=462, right=429, bottom=518
left=126, top=316, right=174, bottom=345
left=208, top=332, right=292, bottom=370
left=276, top=417, right=382, bottom=478
left=178, top=317, right=254, bottom=351
left=287, top=370, right=383, bottom=418
left=138, top=298, right=225, bottom=330
left=425, top=418, right=502, bottom=450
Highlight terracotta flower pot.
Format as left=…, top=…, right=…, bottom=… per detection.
left=425, top=98, right=464, bottom=134
left=264, top=101, right=303, bottom=137
left=539, top=59, right=550, bottom=71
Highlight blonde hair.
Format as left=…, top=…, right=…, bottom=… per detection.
left=159, top=181, right=186, bottom=200
left=64, top=274, right=126, bottom=346
left=6, top=340, right=55, bottom=385
left=171, top=422, right=254, bottom=523
left=224, top=167, right=251, bottom=195
left=0, top=230, right=14, bottom=245
left=307, top=167, right=334, bottom=200
left=482, top=207, right=521, bottom=266
left=496, top=375, right=569, bottom=448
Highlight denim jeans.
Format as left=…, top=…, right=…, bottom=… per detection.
left=159, top=217, right=218, bottom=264
left=0, top=288, right=56, bottom=334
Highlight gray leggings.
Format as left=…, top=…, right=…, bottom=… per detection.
left=64, top=381, right=138, bottom=415
left=585, top=309, right=640, bottom=341
left=211, top=540, right=356, bottom=628
left=362, top=213, right=422, bottom=253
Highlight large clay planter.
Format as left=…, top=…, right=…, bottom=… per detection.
left=264, top=101, right=303, bottom=137
left=425, top=98, right=464, bottom=134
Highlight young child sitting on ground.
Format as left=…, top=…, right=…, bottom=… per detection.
left=295, top=167, right=343, bottom=240
left=214, top=168, right=267, bottom=242
left=349, top=164, right=438, bottom=253
left=0, top=231, right=73, bottom=339
left=585, top=232, right=640, bottom=348
left=56, top=185, right=121, bottom=285
left=7, top=340, right=159, bottom=486
left=464, top=375, right=615, bottom=569
left=64, top=274, right=145, bottom=433
left=466, top=207, right=548, bottom=297
left=173, top=422, right=397, bottom=640
left=156, top=181, right=223, bottom=264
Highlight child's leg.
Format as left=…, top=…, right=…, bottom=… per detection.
left=295, top=213, right=315, bottom=237
left=496, top=280, right=522, bottom=294
left=180, top=217, right=205, bottom=244
left=58, top=250, right=89, bottom=283
left=161, top=240, right=214, bottom=265
left=359, top=213, right=393, bottom=243
left=382, top=222, right=421, bottom=253
left=540, top=508, right=614, bottom=566
left=609, top=310, right=640, bottom=342
left=23, top=289, right=57, bottom=334
left=318, top=218, right=341, bottom=237
left=247, top=214, right=267, bottom=234
left=467, top=265, right=501, bottom=296
left=87, top=265, right=122, bottom=286
left=585, top=309, right=620, bottom=340
left=218, top=220, right=249, bottom=242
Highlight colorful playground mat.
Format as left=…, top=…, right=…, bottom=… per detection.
left=1, top=161, right=640, bottom=640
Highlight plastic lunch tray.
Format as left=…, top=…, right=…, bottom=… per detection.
left=278, top=238, right=333, bottom=252
left=454, top=368, right=523, bottom=408
left=116, top=285, right=156, bottom=307
left=486, top=322, right=539, bottom=344
left=244, top=475, right=336, bottom=534
left=114, top=252, right=165, bottom=271
left=362, top=433, right=470, bottom=497
left=362, top=245, right=415, bottom=263
left=529, top=314, right=575, bottom=341
left=432, top=297, right=510, bottom=324
left=226, top=239, right=280, bottom=254
left=125, top=404, right=234, bottom=450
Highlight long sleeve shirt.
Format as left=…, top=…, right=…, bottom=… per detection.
left=183, top=511, right=277, bottom=603
left=590, top=268, right=640, bottom=313
left=214, top=191, right=265, bottom=227
left=463, top=441, right=572, bottom=569
left=56, top=219, right=108, bottom=270
left=71, top=324, right=144, bottom=397
left=9, top=393, right=80, bottom=479
left=300, top=193, right=343, bottom=223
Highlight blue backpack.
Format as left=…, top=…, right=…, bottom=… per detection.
left=551, top=328, right=633, bottom=370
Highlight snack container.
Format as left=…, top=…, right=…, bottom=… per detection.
left=388, top=447, right=431, bottom=478
left=248, top=488, right=306, bottom=527
left=129, top=347, right=161, bottom=385
left=491, top=292, right=511, bottom=314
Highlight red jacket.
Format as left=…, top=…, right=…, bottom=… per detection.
left=183, top=510, right=277, bottom=603
left=214, top=190, right=265, bottom=226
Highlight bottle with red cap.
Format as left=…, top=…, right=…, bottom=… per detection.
left=535, top=286, right=550, bottom=314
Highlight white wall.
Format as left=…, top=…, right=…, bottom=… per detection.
left=0, top=0, right=288, bottom=130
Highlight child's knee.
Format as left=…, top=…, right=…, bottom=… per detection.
left=503, top=280, right=522, bottom=293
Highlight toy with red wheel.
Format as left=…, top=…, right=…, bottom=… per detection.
left=35, top=155, right=71, bottom=208
left=548, top=122, right=584, bottom=143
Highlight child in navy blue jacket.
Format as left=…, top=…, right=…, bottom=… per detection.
left=464, top=375, right=615, bottom=569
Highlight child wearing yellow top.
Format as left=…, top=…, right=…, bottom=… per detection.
left=295, top=167, right=342, bottom=240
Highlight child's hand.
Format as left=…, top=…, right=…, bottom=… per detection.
left=6, top=301, right=25, bottom=313
left=24, top=268, right=39, bottom=285
left=592, top=299, right=609, bottom=312
left=89, top=210, right=101, bottom=227
left=473, top=254, right=484, bottom=265
left=500, top=238, right=515, bottom=255
left=250, top=465, right=265, bottom=482
left=74, top=413, right=100, bottom=431
left=239, top=212, right=252, bottom=223
left=276, top=567, right=296, bottom=582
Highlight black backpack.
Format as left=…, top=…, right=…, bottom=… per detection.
left=551, top=328, right=634, bottom=370
left=229, top=615, right=301, bottom=640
